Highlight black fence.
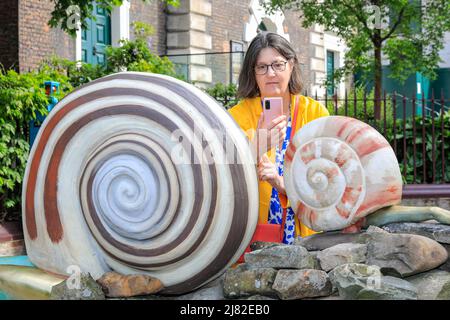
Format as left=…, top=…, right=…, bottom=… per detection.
left=210, top=89, right=450, bottom=197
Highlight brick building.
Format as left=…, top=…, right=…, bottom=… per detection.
left=0, top=0, right=75, bottom=72
left=0, top=0, right=349, bottom=97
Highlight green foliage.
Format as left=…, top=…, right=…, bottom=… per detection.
left=104, top=21, right=179, bottom=77
left=263, top=0, right=450, bottom=86
left=0, top=67, right=72, bottom=221
left=49, top=0, right=179, bottom=37
left=394, top=111, right=450, bottom=184
left=0, top=20, right=181, bottom=221
left=45, top=57, right=107, bottom=87
left=105, top=38, right=178, bottom=77
left=205, top=83, right=239, bottom=109
left=131, top=20, right=155, bottom=39
left=44, top=21, right=179, bottom=85
left=325, top=87, right=449, bottom=184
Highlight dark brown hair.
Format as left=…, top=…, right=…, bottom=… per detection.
left=237, top=32, right=303, bottom=99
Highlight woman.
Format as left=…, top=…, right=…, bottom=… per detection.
left=229, top=32, right=329, bottom=243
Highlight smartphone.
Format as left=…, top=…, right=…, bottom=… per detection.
left=263, top=97, right=283, bottom=127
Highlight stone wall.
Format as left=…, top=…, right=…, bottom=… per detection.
left=0, top=0, right=19, bottom=71
left=166, top=0, right=213, bottom=86
left=18, top=0, right=74, bottom=73
left=401, top=198, right=450, bottom=211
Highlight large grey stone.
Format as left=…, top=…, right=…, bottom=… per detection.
left=172, top=275, right=225, bottom=300
left=329, top=263, right=417, bottom=300
left=242, top=295, right=276, bottom=300
left=407, top=270, right=450, bottom=300
left=366, top=225, right=389, bottom=234
left=356, top=276, right=418, bottom=300
left=272, top=269, right=332, bottom=300
left=438, top=244, right=450, bottom=272
left=328, top=263, right=382, bottom=300
left=364, top=231, right=448, bottom=277
left=382, top=222, right=450, bottom=244
left=317, top=243, right=367, bottom=272
left=222, top=264, right=277, bottom=299
left=294, top=231, right=363, bottom=251
left=308, top=251, right=323, bottom=270
left=244, top=245, right=315, bottom=269
left=50, top=273, right=105, bottom=300
left=249, top=241, right=286, bottom=251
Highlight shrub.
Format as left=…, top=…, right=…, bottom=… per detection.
left=45, top=57, right=107, bottom=87
left=326, top=86, right=394, bottom=136
left=393, top=111, right=450, bottom=184
left=0, top=67, right=72, bottom=221
left=105, top=21, right=179, bottom=78
left=0, top=22, right=182, bottom=222
left=45, top=21, right=180, bottom=87
left=205, top=83, right=239, bottom=109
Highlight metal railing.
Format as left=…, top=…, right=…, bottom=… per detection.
left=162, top=51, right=245, bottom=86
left=313, top=89, right=450, bottom=198
left=209, top=88, right=450, bottom=197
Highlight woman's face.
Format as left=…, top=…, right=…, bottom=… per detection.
left=255, top=47, right=293, bottom=98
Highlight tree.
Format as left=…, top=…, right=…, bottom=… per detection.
left=48, top=0, right=179, bottom=37
left=263, top=0, right=450, bottom=119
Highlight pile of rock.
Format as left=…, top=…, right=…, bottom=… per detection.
left=221, top=223, right=450, bottom=300
left=47, top=222, right=450, bottom=300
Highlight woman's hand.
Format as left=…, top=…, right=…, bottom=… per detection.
left=257, top=154, right=286, bottom=195
left=252, top=113, right=287, bottom=160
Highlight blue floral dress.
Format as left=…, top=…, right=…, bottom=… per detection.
left=267, top=116, right=296, bottom=244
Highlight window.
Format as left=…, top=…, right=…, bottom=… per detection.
left=230, top=41, right=244, bottom=85
left=326, top=50, right=335, bottom=96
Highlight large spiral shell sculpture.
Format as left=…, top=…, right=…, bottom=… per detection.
left=284, top=116, right=402, bottom=232
left=22, top=72, right=258, bottom=294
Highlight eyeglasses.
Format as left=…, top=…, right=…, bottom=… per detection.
left=254, top=61, right=288, bottom=75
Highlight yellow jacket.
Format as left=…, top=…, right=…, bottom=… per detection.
left=229, top=94, right=329, bottom=238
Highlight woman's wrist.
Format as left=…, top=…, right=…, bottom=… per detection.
left=274, top=175, right=286, bottom=195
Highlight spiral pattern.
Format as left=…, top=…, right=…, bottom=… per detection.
left=22, top=72, right=258, bottom=294
left=284, top=116, right=402, bottom=232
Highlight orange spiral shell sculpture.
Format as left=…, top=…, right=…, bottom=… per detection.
left=284, top=116, right=403, bottom=232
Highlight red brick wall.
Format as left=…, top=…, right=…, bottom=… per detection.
left=283, top=10, right=314, bottom=95
left=209, top=0, right=250, bottom=84
left=208, top=0, right=313, bottom=88
left=210, top=0, right=250, bottom=52
left=0, top=0, right=19, bottom=71
left=130, top=0, right=166, bottom=55
left=18, top=0, right=74, bottom=73
left=14, top=0, right=168, bottom=72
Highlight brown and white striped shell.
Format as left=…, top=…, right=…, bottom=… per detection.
left=22, top=72, right=258, bottom=294
left=284, top=116, right=402, bottom=232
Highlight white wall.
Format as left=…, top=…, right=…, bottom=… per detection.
left=244, top=0, right=290, bottom=43
left=323, top=32, right=347, bottom=97
left=111, top=0, right=130, bottom=47
left=439, top=32, right=450, bottom=68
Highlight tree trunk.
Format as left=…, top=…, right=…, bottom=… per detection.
left=374, top=32, right=382, bottom=120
